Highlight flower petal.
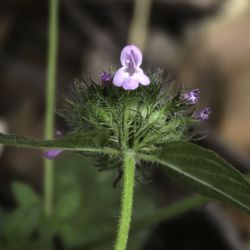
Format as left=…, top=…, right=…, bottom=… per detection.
left=122, top=78, right=139, bottom=90
left=181, top=89, right=200, bottom=104
left=56, top=130, right=63, bottom=137
left=100, top=71, right=112, bottom=84
left=134, top=68, right=150, bottom=86
left=44, top=149, right=63, bottom=159
left=113, top=67, right=128, bottom=87
left=195, top=107, right=212, bottom=121
left=120, top=45, right=142, bottom=67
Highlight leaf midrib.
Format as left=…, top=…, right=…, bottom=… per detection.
left=138, top=154, right=250, bottom=212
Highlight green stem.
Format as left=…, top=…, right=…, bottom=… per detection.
left=68, top=175, right=250, bottom=249
left=44, top=0, right=59, bottom=217
left=115, top=150, right=136, bottom=250
left=73, top=195, right=209, bottom=250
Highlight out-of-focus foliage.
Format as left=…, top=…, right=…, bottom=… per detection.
left=0, top=155, right=157, bottom=250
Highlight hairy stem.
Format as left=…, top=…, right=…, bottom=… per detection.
left=115, top=150, right=136, bottom=250
left=44, top=0, right=59, bottom=217
left=79, top=195, right=208, bottom=250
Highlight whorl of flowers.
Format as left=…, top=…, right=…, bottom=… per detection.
left=45, top=45, right=211, bottom=159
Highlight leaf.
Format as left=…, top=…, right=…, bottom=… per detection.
left=0, top=129, right=115, bottom=154
left=13, top=182, right=40, bottom=207
left=3, top=208, right=40, bottom=242
left=139, top=141, right=250, bottom=213
left=0, top=183, right=41, bottom=244
left=54, top=174, right=81, bottom=220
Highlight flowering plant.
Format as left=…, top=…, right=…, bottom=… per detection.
left=0, top=45, right=249, bottom=250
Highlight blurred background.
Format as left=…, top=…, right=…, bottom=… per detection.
left=0, top=0, right=250, bottom=249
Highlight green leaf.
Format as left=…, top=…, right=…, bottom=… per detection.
left=139, top=141, right=250, bottom=213
left=2, top=208, right=40, bottom=243
left=0, top=129, right=115, bottom=154
left=1, top=194, right=41, bottom=245
left=0, top=182, right=42, bottom=244
left=54, top=174, right=81, bottom=220
left=13, top=182, right=40, bottom=207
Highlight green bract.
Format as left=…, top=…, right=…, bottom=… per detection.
left=63, top=70, right=196, bottom=154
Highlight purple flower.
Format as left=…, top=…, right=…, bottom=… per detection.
left=181, top=89, right=200, bottom=104
left=44, top=149, right=63, bottom=159
left=101, top=71, right=112, bottom=85
left=55, top=130, right=63, bottom=137
left=44, top=131, right=63, bottom=160
left=113, top=45, right=150, bottom=90
left=195, top=107, right=212, bottom=121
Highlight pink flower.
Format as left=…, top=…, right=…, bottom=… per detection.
left=113, top=45, right=150, bottom=90
left=44, top=149, right=63, bottom=159
left=44, top=131, right=63, bottom=160
left=195, top=107, right=212, bottom=121
left=181, top=89, right=200, bottom=104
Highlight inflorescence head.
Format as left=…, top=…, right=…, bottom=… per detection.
left=62, top=45, right=211, bottom=155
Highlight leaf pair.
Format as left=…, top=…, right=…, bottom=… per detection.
left=0, top=131, right=249, bottom=213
